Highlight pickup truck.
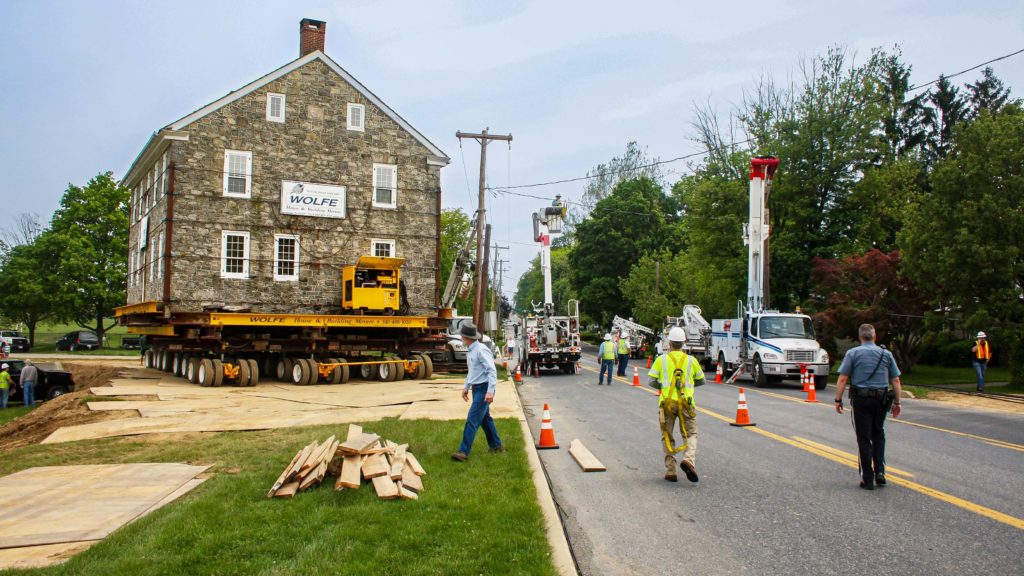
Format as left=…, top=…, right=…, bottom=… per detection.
left=1, top=359, right=76, bottom=401
left=0, top=330, right=31, bottom=353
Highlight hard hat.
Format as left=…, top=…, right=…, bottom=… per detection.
left=603, top=333, right=612, bottom=341
left=977, top=331, right=987, bottom=338
left=668, top=326, right=686, bottom=343
left=0, top=364, right=7, bottom=370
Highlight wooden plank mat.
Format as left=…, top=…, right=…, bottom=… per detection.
left=0, top=541, right=99, bottom=570
left=569, top=439, right=606, bottom=472
left=0, top=464, right=209, bottom=549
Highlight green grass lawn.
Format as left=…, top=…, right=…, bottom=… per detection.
left=0, top=405, right=34, bottom=425
left=26, top=341, right=141, bottom=356
left=0, top=418, right=557, bottom=576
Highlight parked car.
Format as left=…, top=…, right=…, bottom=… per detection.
left=121, top=335, right=144, bottom=350
left=0, top=359, right=76, bottom=401
left=444, top=317, right=497, bottom=363
left=0, top=330, right=31, bottom=353
left=54, top=330, right=100, bottom=351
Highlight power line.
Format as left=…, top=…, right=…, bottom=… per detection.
left=486, top=47, right=1024, bottom=196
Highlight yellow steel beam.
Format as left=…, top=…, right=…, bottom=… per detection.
left=207, top=313, right=428, bottom=329
left=114, top=301, right=162, bottom=317
left=127, top=325, right=176, bottom=336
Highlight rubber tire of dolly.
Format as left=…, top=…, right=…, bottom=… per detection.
left=246, top=359, right=260, bottom=387
left=198, top=359, right=216, bottom=387
left=411, top=354, right=426, bottom=380
left=211, top=359, right=224, bottom=387
left=277, top=358, right=294, bottom=383
left=236, top=359, right=250, bottom=387
left=186, top=357, right=200, bottom=384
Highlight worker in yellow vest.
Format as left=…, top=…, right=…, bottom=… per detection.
left=972, top=331, right=992, bottom=392
left=648, top=327, right=705, bottom=482
left=615, top=329, right=631, bottom=376
left=597, top=334, right=616, bottom=385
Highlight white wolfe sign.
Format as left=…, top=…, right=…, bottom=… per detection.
left=280, top=180, right=346, bottom=219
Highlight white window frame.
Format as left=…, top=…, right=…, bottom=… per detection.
left=347, top=103, right=365, bottom=132
left=372, top=163, right=398, bottom=209
left=220, top=231, right=250, bottom=279
left=160, top=152, right=169, bottom=198
left=370, top=238, right=396, bottom=258
left=149, top=242, right=156, bottom=281
left=151, top=164, right=158, bottom=208
left=223, top=150, right=253, bottom=198
left=273, top=234, right=300, bottom=281
left=139, top=216, right=149, bottom=249
left=128, top=251, right=134, bottom=288
left=266, top=93, right=286, bottom=123
left=156, top=232, right=165, bottom=278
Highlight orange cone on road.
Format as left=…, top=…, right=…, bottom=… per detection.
left=536, top=403, right=560, bottom=449
left=514, top=367, right=522, bottom=383
left=715, top=362, right=723, bottom=383
left=805, top=379, right=819, bottom=403
left=632, top=366, right=641, bottom=387
left=800, top=365, right=810, bottom=391
left=729, top=388, right=757, bottom=427
left=646, top=356, right=652, bottom=369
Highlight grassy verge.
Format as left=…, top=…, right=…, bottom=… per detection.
left=0, top=418, right=556, bottom=576
left=0, top=405, right=34, bottom=425
left=26, top=342, right=141, bottom=356
left=900, top=364, right=1010, bottom=386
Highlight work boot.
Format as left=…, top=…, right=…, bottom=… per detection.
left=490, top=445, right=506, bottom=453
left=875, top=474, right=886, bottom=486
left=451, top=452, right=468, bottom=462
left=680, top=461, right=699, bottom=483
left=664, top=470, right=678, bottom=482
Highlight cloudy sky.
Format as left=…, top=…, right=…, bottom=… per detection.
left=2, top=0, right=1022, bottom=300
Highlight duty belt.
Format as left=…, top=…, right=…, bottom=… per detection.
left=851, top=387, right=887, bottom=398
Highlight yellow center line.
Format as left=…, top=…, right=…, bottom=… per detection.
left=579, top=361, right=1024, bottom=530
left=790, top=436, right=913, bottom=478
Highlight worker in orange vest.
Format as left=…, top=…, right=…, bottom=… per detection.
left=972, top=331, right=992, bottom=392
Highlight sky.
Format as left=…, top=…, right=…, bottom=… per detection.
left=2, top=0, right=1022, bottom=303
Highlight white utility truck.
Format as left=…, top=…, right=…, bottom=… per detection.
left=705, top=156, right=830, bottom=389
left=610, top=316, right=654, bottom=358
left=518, top=201, right=582, bottom=375
left=662, top=304, right=711, bottom=364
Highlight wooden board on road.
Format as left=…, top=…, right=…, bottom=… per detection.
left=569, top=439, right=606, bottom=472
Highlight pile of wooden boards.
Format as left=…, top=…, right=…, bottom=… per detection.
left=266, top=424, right=425, bottom=500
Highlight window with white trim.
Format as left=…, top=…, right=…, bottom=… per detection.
left=139, top=216, right=149, bottom=249
left=221, top=231, right=250, bottom=279
left=370, top=239, right=395, bottom=258
left=223, top=150, right=253, bottom=198
left=156, top=232, right=165, bottom=278
left=149, top=242, right=155, bottom=281
left=372, top=164, right=397, bottom=208
left=347, top=103, right=365, bottom=131
left=128, top=251, right=134, bottom=287
left=266, top=93, right=285, bottom=123
left=160, top=152, right=169, bottom=197
left=274, top=234, right=300, bottom=281
left=151, top=164, right=158, bottom=207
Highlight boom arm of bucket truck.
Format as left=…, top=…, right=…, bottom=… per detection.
left=441, top=230, right=476, bottom=310
left=531, top=201, right=568, bottom=314
left=744, top=156, right=779, bottom=314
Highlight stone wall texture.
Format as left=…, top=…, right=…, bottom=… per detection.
left=126, top=58, right=443, bottom=315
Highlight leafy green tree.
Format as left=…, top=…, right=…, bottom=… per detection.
left=967, top=67, right=1014, bottom=118
left=439, top=208, right=474, bottom=313
left=925, top=75, right=966, bottom=162
left=513, top=248, right=576, bottom=315
left=873, top=50, right=932, bottom=161
left=844, top=158, right=924, bottom=253
left=569, top=177, right=680, bottom=324
left=899, top=105, right=1024, bottom=382
left=0, top=240, right=58, bottom=346
left=566, top=141, right=664, bottom=236
left=46, top=172, right=130, bottom=344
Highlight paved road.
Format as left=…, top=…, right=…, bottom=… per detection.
left=516, top=346, right=1024, bottom=576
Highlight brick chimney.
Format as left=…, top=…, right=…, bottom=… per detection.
left=299, top=18, right=326, bottom=56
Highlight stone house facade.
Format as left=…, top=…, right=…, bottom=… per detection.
left=122, top=19, right=448, bottom=316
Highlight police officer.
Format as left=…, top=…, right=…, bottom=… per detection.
left=648, top=327, right=704, bottom=482
left=834, top=324, right=903, bottom=490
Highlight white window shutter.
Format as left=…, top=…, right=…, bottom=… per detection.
left=245, top=153, right=253, bottom=197
left=222, top=153, right=231, bottom=195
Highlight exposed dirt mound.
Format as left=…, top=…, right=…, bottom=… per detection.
left=0, top=363, right=143, bottom=450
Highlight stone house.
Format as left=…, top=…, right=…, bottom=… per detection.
left=122, top=19, right=449, bottom=316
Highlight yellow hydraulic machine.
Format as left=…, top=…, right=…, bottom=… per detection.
left=341, top=256, right=405, bottom=315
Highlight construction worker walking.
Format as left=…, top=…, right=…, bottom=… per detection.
left=972, top=331, right=992, bottom=392
left=616, top=330, right=630, bottom=376
left=597, top=334, right=616, bottom=385
left=648, top=327, right=705, bottom=482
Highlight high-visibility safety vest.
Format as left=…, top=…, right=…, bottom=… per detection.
left=976, top=340, right=991, bottom=361
left=648, top=351, right=703, bottom=405
left=599, top=342, right=616, bottom=360
left=617, top=337, right=630, bottom=355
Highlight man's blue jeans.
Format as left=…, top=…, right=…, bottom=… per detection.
left=458, top=384, right=501, bottom=455
left=973, top=361, right=987, bottom=391
left=22, top=381, right=35, bottom=407
left=617, top=353, right=629, bottom=376
left=1, top=388, right=7, bottom=409
left=599, top=360, right=614, bottom=384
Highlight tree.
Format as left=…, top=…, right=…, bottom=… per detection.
left=569, top=177, right=680, bottom=325
left=873, top=50, right=932, bottom=161
left=925, top=75, right=966, bottom=162
left=46, top=172, right=130, bottom=345
left=513, top=248, right=576, bottom=315
left=899, top=105, right=1024, bottom=382
left=844, top=158, right=924, bottom=253
left=567, top=142, right=665, bottom=234
left=807, top=250, right=928, bottom=370
left=0, top=241, right=58, bottom=346
left=0, top=213, right=44, bottom=256
left=439, top=208, right=474, bottom=313
left=967, top=67, right=1014, bottom=118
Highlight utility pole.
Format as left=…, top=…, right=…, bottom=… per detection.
left=455, top=128, right=512, bottom=329
left=490, top=244, right=508, bottom=328
left=480, top=224, right=492, bottom=330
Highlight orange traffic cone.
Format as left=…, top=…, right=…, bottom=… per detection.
left=805, top=378, right=819, bottom=403
left=715, top=362, right=723, bottom=383
left=632, top=366, right=641, bottom=387
left=645, top=356, right=652, bottom=369
left=514, top=367, right=522, bottom=383
left=729, top=388, right=757, bottom=427
left=536, top=403, right=560, bottom=449
left=800, top=365, right=809, bottom=391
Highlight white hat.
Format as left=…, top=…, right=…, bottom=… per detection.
left=668, top=326, right=686, bottom=343
left=977, top=331, right=987, bottom=338
left=0, top=364, right=7, bottom=370
left=603, top=333, right=612, bottom=341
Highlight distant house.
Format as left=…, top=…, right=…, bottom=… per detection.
left=122, top=18, right=449, bottom=315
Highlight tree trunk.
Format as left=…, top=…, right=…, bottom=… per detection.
left=95, top=308, right=106, bottom=349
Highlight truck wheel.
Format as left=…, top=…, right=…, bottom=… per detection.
left=46, top=385, right=69, bottom=400
left=718, top=353, right=730, bottom=377
left=211, top=359, right=224, bottom=387
left=198, top=359, right=216, bottom=387
left=360, top=363, right=376, bottom=381
left=292, top=359, right=315, bottom=386
left=326, top=358, right=343, bottom=384
left=172, top=353, right=183, bottom=377
left=246, top=359, right=260, bottom=386
left=752, top=356, right=768, bottom=387
left=277, top=358, right=294, bottom=382
left=236, top=360, right=251, bottom=387
left=162, top=351, right=174, bottom=372
left=143, top=350, right=154, bottom=369
left=186, top=357, right=200, bottom=384
left=376, top=360, right=396, bottom=382
left=814, top=375, right=828, bottom=390
left=411, top=354, right=426, bottom=380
